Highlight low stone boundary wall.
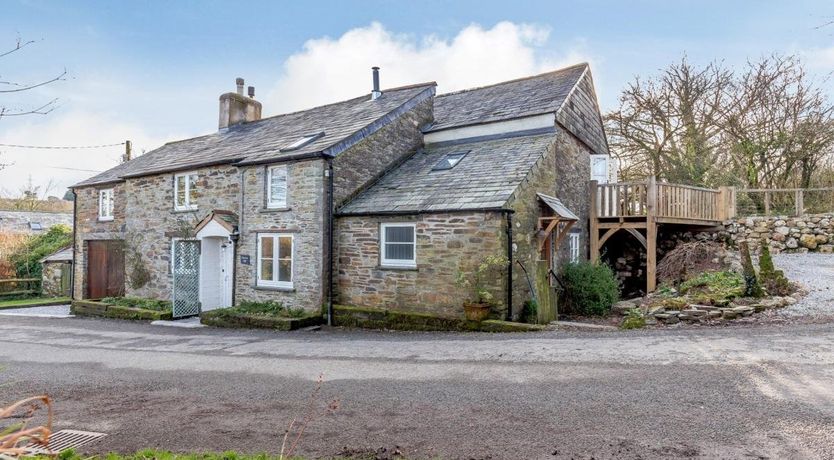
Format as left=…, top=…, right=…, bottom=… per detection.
left=71, top=300, right=173, bottom=320
left=200, top=310, right=323, bottom=330
left=724, top=213, right=833, bottom=253
left=333, top=304, right=544, bottom=332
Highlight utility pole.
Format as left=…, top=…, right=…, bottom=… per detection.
left=122, top=140, right=132, bottom=163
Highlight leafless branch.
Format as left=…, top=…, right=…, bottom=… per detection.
left=0, top=68, right=66, bottom=93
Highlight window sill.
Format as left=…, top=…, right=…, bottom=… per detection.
left=252, top=284, right=295, bottom=292
left=378, top=264, right=418, bottom=271
left=173, top=207, right=198, bottom=214
left=260, top=207, right=292, bottom=213
left=97, top=217, right=114, bottom=222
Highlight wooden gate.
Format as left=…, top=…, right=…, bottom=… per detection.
left=86, top=240, right=125, bottom=299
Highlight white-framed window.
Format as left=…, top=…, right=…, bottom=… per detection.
left=174, top=172, right=198, bottom=211
left=380, top=223, right=416, bottom=268
left=569, top=232, right=581, bottom=263
left=98, top=188, right=114, bottom=221
left=266, top=165, right=288, bottom=209
left=590, top=154, right=609, bottom=184
left=257, top=233, right=293, bottom=288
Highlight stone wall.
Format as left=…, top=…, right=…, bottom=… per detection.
left=72, top=182, right=128, bottom=298
left=332, top=98, right=433, bottom=206
left=41, top=261, right=68, bottom=297
left=0, top=210, right=72, bottom=234
left=335, top=212, right=507, bottom=318
left=236, top=159, right=326, bottom=311
left=506, top=125, right=591, bottom=317
left=724, top=214, right=834, bottom=253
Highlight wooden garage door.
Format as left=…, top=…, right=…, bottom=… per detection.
left=86, top=240, right=125, bottom=299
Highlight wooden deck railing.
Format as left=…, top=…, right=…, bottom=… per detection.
left=592, top=177, right=735, bottom=223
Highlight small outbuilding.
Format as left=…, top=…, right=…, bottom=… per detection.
left=40, top=246, right=72, bottom=297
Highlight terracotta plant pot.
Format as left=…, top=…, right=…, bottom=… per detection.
left=463, top=303, right=491, bottom=322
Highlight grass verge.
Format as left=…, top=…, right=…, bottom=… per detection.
left=0, top=296, right=70, bottom=310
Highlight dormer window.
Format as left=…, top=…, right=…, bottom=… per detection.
left=432, top=151, right=469, bottom=171
left=280, top=132, right=324, bottom=152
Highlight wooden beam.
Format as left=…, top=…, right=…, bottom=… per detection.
left=537, top=217, right=561, bottom=251
left=597, top=221, right=648, bottom=229
left=598, top=227, right=618, bottom=247
left=624, top=228, right=647, bottom=249
left=589, top=180, right=600, bottom=262
left=646, top=176, right=658, bottom=293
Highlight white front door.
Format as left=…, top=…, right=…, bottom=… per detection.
left=200, top=237, right=233, bottom=311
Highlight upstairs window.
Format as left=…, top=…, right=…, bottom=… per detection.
left=267, top=165, right=288, bottom=209
left=174, top=172, right=198, bottom=211
left=432, top=151, right=469, bottom=171
left=98, top=188, right=114, bottom=221
left=257, top=233, right=293, bottom=288
left=380, top=223, right=416, bottom=268
left=280, top=132, right=325, bottom=152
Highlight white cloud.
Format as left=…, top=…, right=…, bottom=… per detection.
left=0, top=111, right=168, bottom=196
left=266, top=21, right=593, bottom=114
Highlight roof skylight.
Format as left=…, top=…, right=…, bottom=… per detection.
left=280, top=132, right=325, bottom=152
left=432, top=151, right=469, bottom=171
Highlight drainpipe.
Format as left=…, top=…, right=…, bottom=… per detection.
left=70, top=189, right=77, bottom=300
left=326, top=159, right=335, bottom=326
left=505, top=210, right=513, bottom=321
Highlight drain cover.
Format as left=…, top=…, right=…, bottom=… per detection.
left=27, top=429, right=107, bottom=454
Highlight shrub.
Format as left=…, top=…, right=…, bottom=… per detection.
left=621, top=308, right=646, bottom=329
left=521, top=299, right=538, bottom=323
left=223, top=300, right=307, bottom=318
left=560, top=261, right=619, bottom=316
left=757, top=240, right=795, bottom=296
left=9, top=224, right=72, bottom=279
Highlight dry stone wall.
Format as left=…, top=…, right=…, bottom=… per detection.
left=724, top=214, right=834, bottom=253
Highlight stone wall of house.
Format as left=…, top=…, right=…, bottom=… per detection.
left=335, top=212, right=507, bottom=318
left=72, top=182, right=128, bottom=298
left=505, top=126, right=592, bottom=317
left=123, top=165, right=241, bottom=300
left=236, top=159, right=326, bottom=311
left=41, top=261, right=68, bottom=297
left=724, top=214, right=834, bottom=253
left=332, top=98, right=433, bottom=206
left=0, top=210, right=72, bottom=234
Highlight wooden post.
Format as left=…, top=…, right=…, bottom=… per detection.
left=764, top=191, right=771, bottom=216
left=123, top=140, right=132, bottom=163
left=646, top=176, right=658, bottom=293
left=589, top=180, right=599, bottom=262
left=795, top=189, right=804, bottom=217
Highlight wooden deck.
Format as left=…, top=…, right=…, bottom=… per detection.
left=590, top=177, right=736, bottom=292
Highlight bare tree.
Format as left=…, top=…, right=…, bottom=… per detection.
left=606, top=55, right=834, bottom=189
left=0, top=35, right=67, bottom=169
left=5, top=175, right=57, bottom=211
left=604, top=58, right=733, bottom=186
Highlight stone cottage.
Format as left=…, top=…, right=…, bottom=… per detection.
left=70, top=63, right=613, bottom=322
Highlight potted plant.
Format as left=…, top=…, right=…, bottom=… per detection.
left=456, top=255, right=508, bottom=321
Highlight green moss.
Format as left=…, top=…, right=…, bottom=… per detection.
left=212, top=300, right=306, bottom=318
left=680, top=271, right=745, bottom=304
left=332, top=305, right=542, bottom=332
left=100, top=296, right=172, bottom=312
left=739, top=241, right=764, bottom=297
left=620, top=308, right=646, bottom=329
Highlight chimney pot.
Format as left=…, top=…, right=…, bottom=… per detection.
left=248, top=86, right=255, bottom=98
left=236, top=77, right=245, bottom=96
left=371, top=66, right=382, bottom=101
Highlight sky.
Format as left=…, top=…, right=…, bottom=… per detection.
left=1, top=0, right=832, bottom=196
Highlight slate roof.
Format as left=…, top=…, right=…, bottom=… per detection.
left=429, top=63, right=587, bottom=132
left=40, top=246, right=72, bottom=263
left=337, top=132, right=555, bottom=215
left=537, top=193, right=578, bottom=221
left=73, top=83, right=435, bottom=187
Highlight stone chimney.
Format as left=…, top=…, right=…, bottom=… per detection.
left=219, top=77, right=262, bottom=130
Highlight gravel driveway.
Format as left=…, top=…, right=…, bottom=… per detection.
left=2, top=315, right=834, bottom=459
left=773, top=253, right=834, bottom=319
